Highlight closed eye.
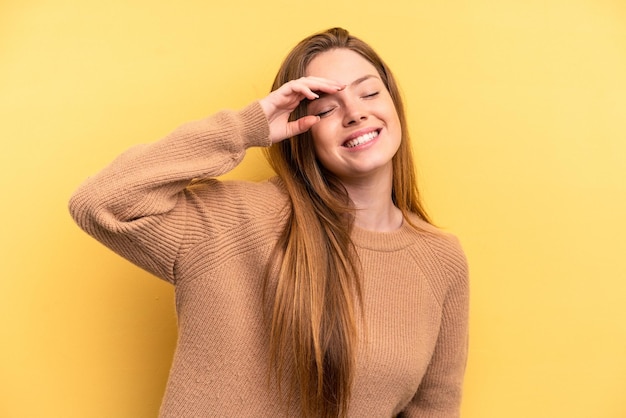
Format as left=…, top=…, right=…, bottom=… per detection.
left=316, top=107, right=335, bottom=118
left=363, top=91, right=379, bottom=98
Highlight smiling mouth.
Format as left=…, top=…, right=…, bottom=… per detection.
left=343, top=130, right=380, bottom=148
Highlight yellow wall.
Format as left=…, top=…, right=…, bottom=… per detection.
left=2, top=1, right=625, bottom=417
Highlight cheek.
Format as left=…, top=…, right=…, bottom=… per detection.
left=309, top=128, right=339, bottom=171
left=310, top=124, right=334, bottom=153
left=386, top=107, right=402, bottom=137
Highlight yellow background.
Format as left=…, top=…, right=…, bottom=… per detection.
left=2, top=0, right=625, bottom=417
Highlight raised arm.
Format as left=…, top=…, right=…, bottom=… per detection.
left=69, top=77, right=345, bottom=284
left=68, top=102, right=271, bottom=283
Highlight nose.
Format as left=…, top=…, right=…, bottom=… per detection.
left=342, top=97, right=368, bottom=126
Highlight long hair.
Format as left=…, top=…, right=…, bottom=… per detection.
left=263, top=27, right=431, bottom=418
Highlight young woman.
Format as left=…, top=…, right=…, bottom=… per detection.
left=70, top=27, right=469, bottom=418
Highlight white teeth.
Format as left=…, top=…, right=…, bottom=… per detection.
left=344, top=131, right=379, bottom=148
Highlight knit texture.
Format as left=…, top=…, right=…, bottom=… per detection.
left=69, top=102, right=469, bottom=417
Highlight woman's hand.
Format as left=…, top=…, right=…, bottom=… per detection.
left=259, top=77, right=344, bottom=144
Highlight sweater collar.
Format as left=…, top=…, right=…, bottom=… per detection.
left=351, top=214, right=435, bottom=252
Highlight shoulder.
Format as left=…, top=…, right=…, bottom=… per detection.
left=412, top=215, right=467, bottom=275
left=405, top=214, right=469, bottom=302
left=173, top=177, right=290, bottom=274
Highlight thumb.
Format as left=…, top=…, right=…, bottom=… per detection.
left=287, top=115, right=320, bottom=137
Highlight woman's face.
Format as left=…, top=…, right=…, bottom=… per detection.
left=305, top=48, right=401, bottom=183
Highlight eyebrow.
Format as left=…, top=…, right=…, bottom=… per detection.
left=350, top=74, right=378, bottom=87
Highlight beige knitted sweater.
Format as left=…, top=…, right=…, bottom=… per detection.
left=69, top=102, right=469, bottom=417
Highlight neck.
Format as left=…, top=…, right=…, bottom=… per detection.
left=341, top=170, right=403, bottom=232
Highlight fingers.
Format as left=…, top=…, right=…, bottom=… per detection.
left=285, top=76, right=345, bottom=101
left=263, top=77, right=343, bottom=143
left=260, top=76, right=344, bottom=124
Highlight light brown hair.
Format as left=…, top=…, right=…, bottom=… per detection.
left=264, top=27, right=431, bottom=418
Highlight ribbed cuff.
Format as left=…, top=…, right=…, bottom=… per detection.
left=238, top=101, right=271, bottom=148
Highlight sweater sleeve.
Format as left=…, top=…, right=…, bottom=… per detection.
left=68, top=102, right=271, bottom=284
left=403, top=238, right=470, bottom=418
